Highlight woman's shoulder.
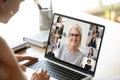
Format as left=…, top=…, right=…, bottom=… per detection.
left=0, top=36, right=3, bottom=40
left=0, top=36, right=6, bottom=44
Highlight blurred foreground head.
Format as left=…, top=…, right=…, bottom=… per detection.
left=0, top=0, right=24, bottom=23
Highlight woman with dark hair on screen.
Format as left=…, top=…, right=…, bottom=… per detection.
left=87, top=25, right=99, bottom=49
left=57, top=24, right=84, bottom=66
left=0, top=0, right=49, bottom=80
left=85, top=47, right=96, bottom=60
left=54, top=16, right=63, bottom=29
left=87, top=37, right=97, bottom=49
left=54, top=27, right=60, bottom=39
left=91, top=25, right=99, bottom=38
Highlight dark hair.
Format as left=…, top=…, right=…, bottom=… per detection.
left=87, top=59, right=91, bottom=63
left=92, top=25, right=99, bottom=37
left=51, top=46, right=54, bottom=49
left=54, top=27, right=59, bottom=34
left=91, top=37, right=96, bottom=42
left=57, top=16, right=62, bottom=22
left=88, top=48, right=94, bottom=57
left=88, top=37, right=97, bottom=48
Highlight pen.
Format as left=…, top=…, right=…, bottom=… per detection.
left=14, top=45, right=31, bottom=53
left=34, top=0, right=42, bottom=10
left=50, top=0, right=52, bottom=10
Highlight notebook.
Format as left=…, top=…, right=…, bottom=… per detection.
left=24, top=13, right=105, bottom=80
left=23, top=29, right=50, bottom=48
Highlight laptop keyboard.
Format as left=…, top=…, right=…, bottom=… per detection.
left=28, top=60, right=86, bottom=80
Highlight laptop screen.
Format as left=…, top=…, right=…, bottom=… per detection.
left=45, top=13, right=105, bottom=76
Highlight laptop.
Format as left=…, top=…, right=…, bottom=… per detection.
left=23, top=13, right=105, bottom=80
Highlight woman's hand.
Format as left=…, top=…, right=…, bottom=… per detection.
left=31, top=69, right=50, bottom=80
left=16, top=55, right=38, bottom=62
left=16, top=55, right=38, bottom=71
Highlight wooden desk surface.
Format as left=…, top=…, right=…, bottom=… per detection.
left=16, top=44, right=46, bottom=60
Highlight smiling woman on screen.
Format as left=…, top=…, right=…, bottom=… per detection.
left=57, top=24, right=84, bottom=66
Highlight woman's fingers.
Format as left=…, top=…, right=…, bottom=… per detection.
left=31, top=72, right=37, bottom=80
left=41, top=69, right=47, bottom=77
left=46, top=74, right=50, bottom=80
left=31, top=69, right=50, bottom=80
left=19, top=65, right=26, bottom=71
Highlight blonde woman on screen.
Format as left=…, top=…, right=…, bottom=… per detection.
left=57, top=24, right=84, bottom=66
left=0, top=0, right=49, bottom=80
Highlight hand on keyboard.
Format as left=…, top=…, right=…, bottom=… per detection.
left=16, top=55, right=38, bottom=62
left=30, top=69, right=50, bottom=80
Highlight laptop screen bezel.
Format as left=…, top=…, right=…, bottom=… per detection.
left=45, top=13, right=105, bottom=77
